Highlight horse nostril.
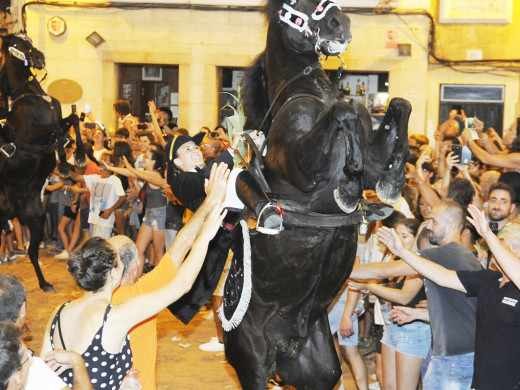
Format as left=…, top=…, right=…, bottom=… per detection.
left=329, top=17, right=340, bottom=28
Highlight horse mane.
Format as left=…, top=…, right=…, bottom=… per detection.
left=265, top=0, right=284, bottom=23
left=241, top=51, right=271, bottom=134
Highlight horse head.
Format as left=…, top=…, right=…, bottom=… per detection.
left=267, top=0, right=351, bottom=57
left=3, top=33, right=45, bottom=70
left=0, top=33, right=45, bottom=96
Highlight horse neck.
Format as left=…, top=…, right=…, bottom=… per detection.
left=265, top=25, right=323, bottom=99
left=4, top=61, right=45, bottom=100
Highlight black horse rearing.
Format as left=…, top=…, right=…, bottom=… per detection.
left=0, top=33, right=85, bottom=292
left=223, top=1, right=411, bottom=389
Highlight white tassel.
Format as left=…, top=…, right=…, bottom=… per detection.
left=219, top=220, right=252, bottom=331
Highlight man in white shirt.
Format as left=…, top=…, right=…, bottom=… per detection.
left=69, top=151, right=126, bottom=238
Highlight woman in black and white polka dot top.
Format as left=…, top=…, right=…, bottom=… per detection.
left=39, top=165, right=228, bottom=389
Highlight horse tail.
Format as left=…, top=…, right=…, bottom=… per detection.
left=241, top=51, right=271, bottom=135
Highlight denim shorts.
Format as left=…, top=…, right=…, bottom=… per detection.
left=422, top=352, right=474, bottom=390
left=117, top=201, right=130, bottom=212
left=142, top=205, right=166, bottom=231
left=328, top=288, right=359, bottom=347
left=381, top=320, right=432, bottom=359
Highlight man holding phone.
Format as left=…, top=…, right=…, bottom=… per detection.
left=487, top=182, right=516, bottom=233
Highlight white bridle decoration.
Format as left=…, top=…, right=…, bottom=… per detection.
left=279, top=0, right=341, bottom=38
left=311, top=0, right=341, bottom=21
left=279, top=3, right=312, bottom=35
left=8, top=46, right=28, bottom=67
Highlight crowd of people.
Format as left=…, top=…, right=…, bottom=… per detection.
left=329, top=108, right=520, bottom=390
left=1, top=102, right=520, bottom=390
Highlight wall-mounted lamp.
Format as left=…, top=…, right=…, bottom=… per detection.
left=86, top=31, right=105, bottom=48
left=398, top=43, right=411, bottom=57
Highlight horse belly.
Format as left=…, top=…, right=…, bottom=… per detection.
left=249, top=225, right=357, bottom=318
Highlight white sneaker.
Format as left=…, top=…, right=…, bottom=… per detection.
left=368, top=382, right=381, bottom=390
left=199, top=337, right=224, bottom=352
left=55, top=250, right=70, bottom=260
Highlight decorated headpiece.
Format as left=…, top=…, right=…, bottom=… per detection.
left=279, top=0, right=341, bottom=37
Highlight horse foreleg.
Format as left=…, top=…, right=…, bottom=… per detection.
left=295, top=102, right=357, bottom=185
left=55, top=134, right=70, bottom=178
left=365, top=98, right=411, bottom=204
left=277, top=313, right=341, bottom=390
left=61, top=114, right=85, bottom=167
left=328, top=104, right=365, bottom=213
left=27, top=214, right=55, bottom=293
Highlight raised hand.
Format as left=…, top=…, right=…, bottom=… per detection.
left=148, top=100, right=157, bottom=115
left=376, top=226, right=405, bottom=256
left=466, top=204, right=490, bottom=237
left=204, top=162, right=230, bottom=203
left=43, top=349, right=84, bottom=376
left=445, top=151, right=459, bottom=169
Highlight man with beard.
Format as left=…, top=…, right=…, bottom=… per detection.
left=378, top=207, right=520, bottom=390
left=350, top=201, right=482, bottom=390
left=487, top=182, right=516, bottom=231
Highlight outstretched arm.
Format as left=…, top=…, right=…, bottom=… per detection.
left=467, top=204, right=520, bottom=288
left=350, top=259, right=416, bottom=280
left=122, top=156, right=166, bottom=187
left=376, top=227, right=466, bottom=292
left=462, top=129, right=520, bottom=169
left=166, top=162, right=229, bottom=265
left=349, top=275, right=423, bottom=306
left=112, top=163, right=230, bottom=330
left=389, top=306, right=429, bottom=325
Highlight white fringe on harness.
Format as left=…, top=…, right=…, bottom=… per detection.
left=218, top=220, right=252, bottom=331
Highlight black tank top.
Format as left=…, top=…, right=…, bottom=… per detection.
left=50, top=302, right=133, bottom=389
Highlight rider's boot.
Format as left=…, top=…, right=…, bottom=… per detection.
left=235, top=170, right=284, bottom=235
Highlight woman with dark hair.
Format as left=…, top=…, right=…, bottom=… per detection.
left=103, top=149, right=166, bottom=269
left=40, top=164, right=228, bottom=390
left=349, top=218, right=431, bottom=390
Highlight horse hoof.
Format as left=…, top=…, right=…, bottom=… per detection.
left=333, top=188, right=359, bottom=214
left=41, top=283, right=56, bottom=293
left=375, top=180, right=401, bottom=205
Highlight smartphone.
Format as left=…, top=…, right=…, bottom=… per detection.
left=465, top=117, right=479, bottom=140
left=80, top=112, right=85, bottom=121
left=71, top=104, right=76, bottom=113
left=489, top=222, right=499, bottom=235
left=451, top=104, right=463, bottom=114
left=85, top=104, right=91, bottom=113
left=84, top=122, right=96, bottom=129
left=137, top=124, right=148, bottom=130
left=144, top=113, right=152, bottom=123
left=451, top=145, right=472, bottom=165
left=99, top=210, right=105, bottom=217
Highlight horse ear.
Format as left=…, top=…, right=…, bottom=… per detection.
left=264, top=0, right=285, bottom=22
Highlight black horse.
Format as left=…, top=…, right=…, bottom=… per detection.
left=222, top=1, right=411, bottom=389
left=0, top=33, right=85, bottom=292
